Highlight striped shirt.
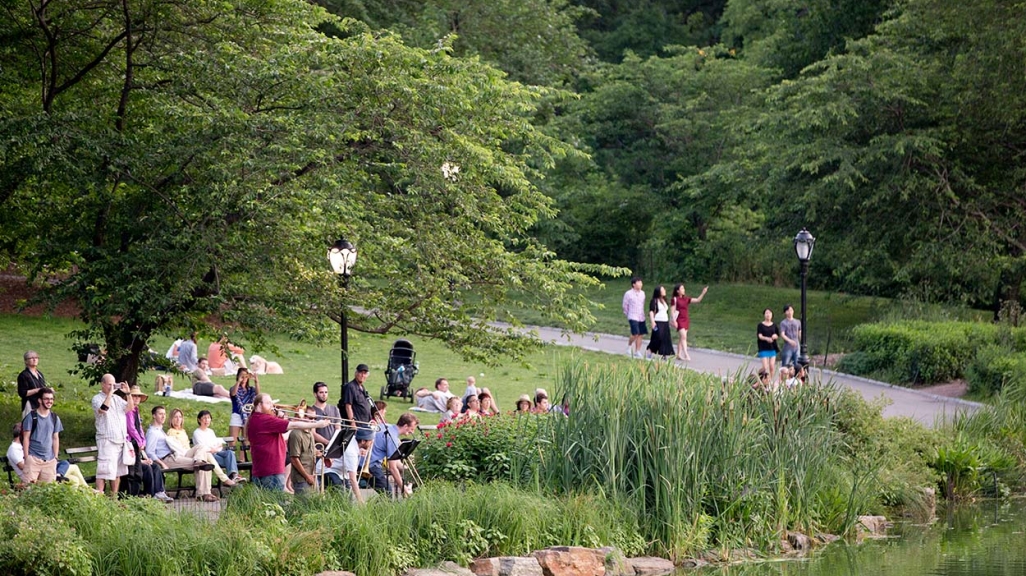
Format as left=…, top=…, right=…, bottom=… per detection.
left=91, top=392, right=127, bottom=443
left=622, top=288, right=647, bottom=322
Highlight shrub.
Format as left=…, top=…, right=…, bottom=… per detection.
left=848, top=321, right=1026, bottom=385
left=966, top=345, right=1026, bottom=397
left=417, top=413, right=543, bottom=483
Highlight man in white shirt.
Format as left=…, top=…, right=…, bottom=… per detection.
left=6, top=423, right=27, bottom=483
left=91, top=374, right=135, bottom=496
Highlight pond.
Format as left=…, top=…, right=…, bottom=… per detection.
left=691, top=500, right=1026, bottom=575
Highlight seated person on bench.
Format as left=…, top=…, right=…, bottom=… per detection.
left=144, top=405, right=218, bottom=502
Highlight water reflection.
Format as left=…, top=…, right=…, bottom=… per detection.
left=688, top=501, right=1026, bottom=576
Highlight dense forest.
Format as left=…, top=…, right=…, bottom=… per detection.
left=316, top=0, right=1026, bottom=313
left=1, top=0, right=1023, bottom=374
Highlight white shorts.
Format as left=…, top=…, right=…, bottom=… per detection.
left=96, top=437, right=128, bottom=480
left=229, top=412, right=244, bottom=428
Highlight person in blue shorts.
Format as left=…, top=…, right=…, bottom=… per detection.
left=756, top=308, right=780, bottom=379
left=622, top=277, right=648, bottom=358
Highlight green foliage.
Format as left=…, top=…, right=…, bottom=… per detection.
left=417, top=413, right=543, bottom=483
left=1, top=481, right=643, bottom=576
left=0, top=0, right=625, bottom=383
left=515, top=360, right=882, bottom=560
left=965, top=345, right=1026, bottom=398
left=572, top=0, right=727, bottom=62
left=845, top=321, right=1025, bottom=385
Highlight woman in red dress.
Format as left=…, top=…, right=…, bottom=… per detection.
left=671, top=284, right=708, bottom=361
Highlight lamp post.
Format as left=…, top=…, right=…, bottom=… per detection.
left=328, top=238, right=357, bottom=392
left=793, top=228, right=815, bottom=368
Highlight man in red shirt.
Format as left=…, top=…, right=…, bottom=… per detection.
left=246, top=393, right=329, bottom=491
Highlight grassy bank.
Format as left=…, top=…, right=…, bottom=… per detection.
left=507, top=280, right=984, bottom=355
left=0, top=481, right=643, bottom=576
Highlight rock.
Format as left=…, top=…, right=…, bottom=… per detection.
left=815, top=533, right=840, bottom=545
left=626, top=557, right=675, bottom=576
left=779, top=539, right=794, bottom=554
left=786, top=532, right=811, bottom=552
left=471, top=558, right=499, bottom=576
left=498, top=557, right=546, bottom=576
left=728, top=549, right=756, bottom=562
left=856, top=515, right=892, bottom=536
left=407, top=562, right=476, bottom=576
left=676, top=559, right=708, bottom=569
left=534, top=547, right=605, bottom=576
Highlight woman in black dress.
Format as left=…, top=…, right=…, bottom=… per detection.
left=646, top=286, right=675, bottom=359
left=756, top=308, right=779, bottom=379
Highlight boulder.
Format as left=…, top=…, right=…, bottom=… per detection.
left=472, top=557, right=546, bottom=576
left=407, top=561, right=476, bottom=576
left=815, top=533, right=840, bottom=545
left=676, top=559, right=708, bottom=569
left=533, top=547, right=605, bottom=576
left=786, top=532, right=811, bottom=553
left=626, top=557, right=675, bottom=576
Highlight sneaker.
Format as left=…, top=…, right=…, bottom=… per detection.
left=222, top=478, right=236, bottom=487
left=154, top=492, right=174, bottom=503
left=234, top=476, right=248, bottom=483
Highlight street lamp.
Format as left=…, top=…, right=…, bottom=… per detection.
left=328, top=238, right=357, bottom=391
left=793, top=228, right=815, bottom=368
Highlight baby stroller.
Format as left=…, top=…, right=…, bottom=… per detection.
left=381, top=339, right=418, bottom=402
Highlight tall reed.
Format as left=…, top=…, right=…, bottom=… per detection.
left=522, top=360, right=852, bottom=560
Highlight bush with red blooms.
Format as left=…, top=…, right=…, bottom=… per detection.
left=417, top=412, right=544, bottom=483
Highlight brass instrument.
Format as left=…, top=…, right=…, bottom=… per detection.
left=241, top=402, right=378, bottom=428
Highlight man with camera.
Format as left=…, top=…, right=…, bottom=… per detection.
left=91, top=374, right=136, bottom=496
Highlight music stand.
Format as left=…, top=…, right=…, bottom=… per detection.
left=389, top=439, right=423, bottom=489
left=324, top=427, right=354, bottom=460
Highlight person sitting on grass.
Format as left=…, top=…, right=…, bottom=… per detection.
left=145, top=406, right=218, bottom=502
left=167, top=408, right=236, bottom=487
left=190, top=358, right=230, bottom=398
left=414, top=378, right=455, bottom=413
left=478, top=389, right=498, bottom=416
left=532, top=389, right=551, bottom=414
left=463, top=394, right=482, bottom=419
left=439, top=396, right=462, bottom=424
left=193, top=410, right=244, bottom=484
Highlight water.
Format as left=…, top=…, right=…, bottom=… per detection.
left=690, top=500, right=1026, bottom=575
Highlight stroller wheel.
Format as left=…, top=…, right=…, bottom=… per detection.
left=380, top=386, right=387, bottom=400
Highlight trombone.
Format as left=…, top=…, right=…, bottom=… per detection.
left=241, top=402, right=379, bottom=429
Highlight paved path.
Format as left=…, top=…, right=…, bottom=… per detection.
left=520, top=324, right=983, bottom=427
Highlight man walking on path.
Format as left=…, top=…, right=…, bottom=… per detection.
left=622, top=277, right=648, bottom=358
left=779, top=305, right=802, bottom=370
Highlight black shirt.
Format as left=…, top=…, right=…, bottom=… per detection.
left=757, top=322, right=779, bottom=353
left=17, top=368, right=46, bottom=411
left=341, top=379, right=373, bottom=429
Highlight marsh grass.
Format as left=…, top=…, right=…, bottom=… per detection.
left=522, top=360, right=863, bottom=560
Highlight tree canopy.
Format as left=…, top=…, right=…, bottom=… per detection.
left=0, top=0, right=618, bottom=382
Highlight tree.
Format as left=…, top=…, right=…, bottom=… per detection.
left=314, top=0, right=594, bottom=87
left=0, top=0, right=619, bottom=383
left=716, top=0, right=1026, bottom=305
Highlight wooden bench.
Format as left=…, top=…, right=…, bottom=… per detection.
left=64, top=445, right=99, bottom=485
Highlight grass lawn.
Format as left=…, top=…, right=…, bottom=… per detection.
left=510, top=279, right=986, bottom=355
left=0, top=313, right=607, bottom=452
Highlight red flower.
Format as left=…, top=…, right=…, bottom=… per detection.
left=437, top=433, right=443, bottom=439
left=446, top=442, right=453, bottom=448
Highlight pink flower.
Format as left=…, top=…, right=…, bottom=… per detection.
left=446, top=442, right=453, bottom=448
left=437, top=433, right=443, bottom=439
